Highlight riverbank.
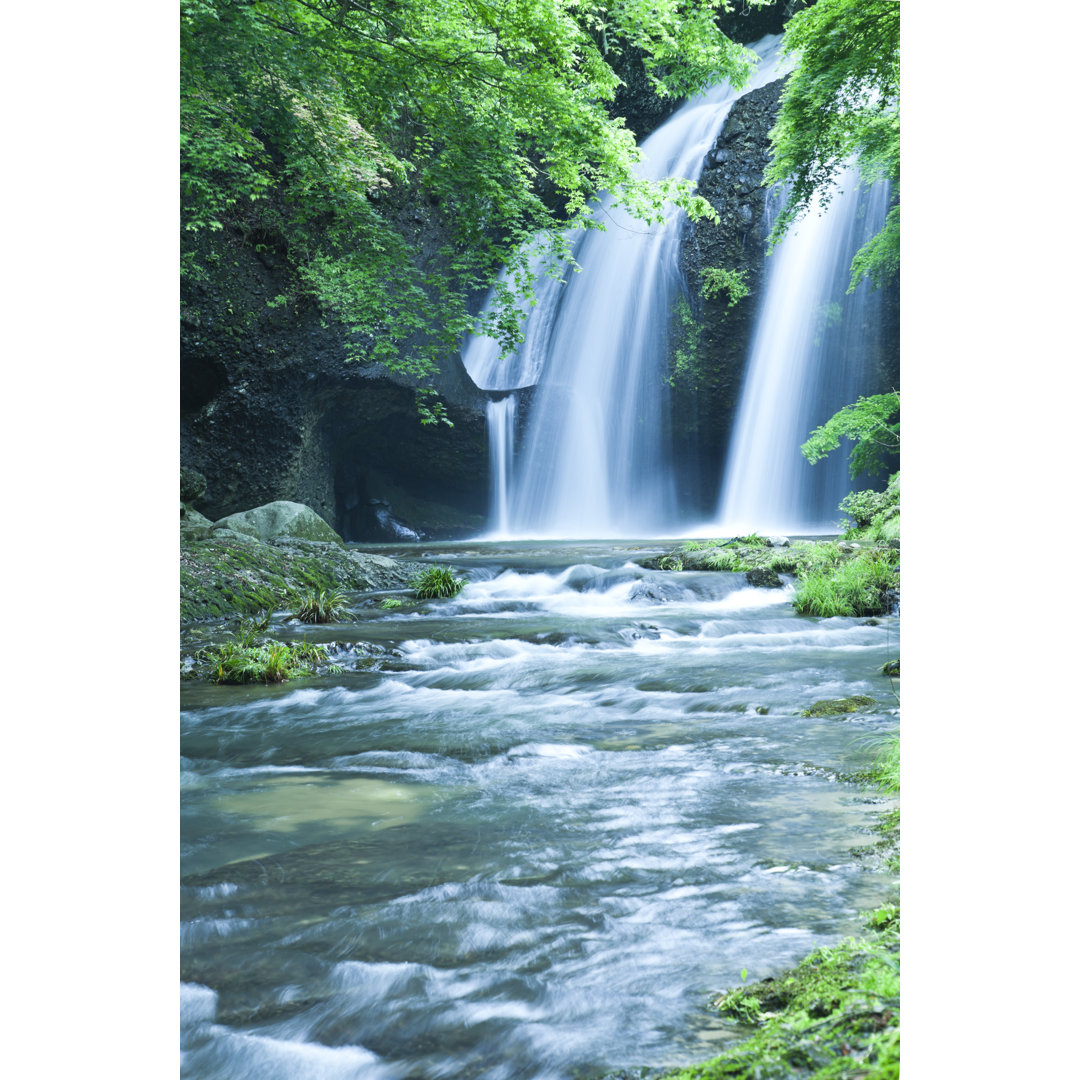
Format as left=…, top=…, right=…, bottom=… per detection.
left=180, top=534, right=429, bottom=624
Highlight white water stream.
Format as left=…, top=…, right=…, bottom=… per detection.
left=714, top=175, right=892, bottom=534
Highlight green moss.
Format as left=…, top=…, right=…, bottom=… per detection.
left=664, top=907, right=899, bottom=1080
left=802, top=696, right=876, bottom=717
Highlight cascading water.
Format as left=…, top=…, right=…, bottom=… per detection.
left=463, top=36, right=789, bottom=539
left=714, top=174, right=893, bottom=535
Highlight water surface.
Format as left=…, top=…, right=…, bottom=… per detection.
left=181, top=541, right=898, bottom=1079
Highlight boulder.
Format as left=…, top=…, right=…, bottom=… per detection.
left=745, top=567, right=783, bottom=589
left=181, top=506, right=214, bottom=541
left=180, top=466, right=207, bottom=504
left=211, top=501, right=344, bottom=545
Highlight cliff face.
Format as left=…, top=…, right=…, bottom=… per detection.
left=180, top=206, right=491, bottom=542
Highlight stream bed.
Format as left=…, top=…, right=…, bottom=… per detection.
left=180, top=540, right=898, bottom=1079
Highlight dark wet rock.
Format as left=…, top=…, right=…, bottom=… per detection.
left=180, top=466, right=207, bottom=504
left=746, top=567, right=783, bottom=588
left=881, top=659, right=900, bottom=676
left=802, top=695, right=876, bottom=718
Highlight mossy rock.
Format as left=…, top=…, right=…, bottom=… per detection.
left=802, top=695, right=876, bottom=717
left=211, top=500, right=344, bottom=546
left=746, top=567, right=783, bottom=588
left=881, top=659, right=900, bottom=676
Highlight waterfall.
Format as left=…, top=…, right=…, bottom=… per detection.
left=486, top=395, right=517, bottom=537
left=714, top=173, right=892, bottom=535
left=463, top=36, right=789, bottom=539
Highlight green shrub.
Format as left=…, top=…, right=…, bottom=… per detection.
left=203, top=636, right=340, bottom=684
left=411, top=565, right=466, bottom=599
left=793, top=549, right=898, bottom=617
left=293, top=587, right=350, bottom=624
left=840, top=473, right=900, bottom=537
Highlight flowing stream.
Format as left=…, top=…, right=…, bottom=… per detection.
left=181, top=542, right=898, bottom=1079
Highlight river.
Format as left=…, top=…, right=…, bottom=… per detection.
left=180, top=540, right=898, bottom=1079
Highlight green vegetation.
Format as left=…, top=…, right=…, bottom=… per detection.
left=380, top=597, right=404, bottom=610
left=667, top=294, right=705, bottom=392
left=765, top=0, right=900, bottom=291
left=793, top=548, right=897, bottom=618
left=701, top=266, right=750, bottom=308
left=181, top=0, right=759, bottom=410
left=180, top=535, right=425, bottom=622
left=685, top=910, right=899, bottom=1080
left=293, top=587, right=350, bottom=624
left=800, top=393, right=899, bottom=480
left=200, top=619, right=341, bottom=683
left=704, top=549, right=746, bottom=572
left=802, top=695, right=875, bottom=718
left=658, top=554, right=684, bottom=571
left=411, top=565, right=466, bottom=599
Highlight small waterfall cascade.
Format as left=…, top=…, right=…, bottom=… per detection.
left=714, top=172, right=892, bottom=535
left=462, top=36, right=788, bottom=538
left=486, top=394, right=517, bottom=536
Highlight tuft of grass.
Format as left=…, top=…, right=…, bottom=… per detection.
left=681, top=541, right=703, bottom=552
left=293, top=587, right=350, bottom=624
left=410, top=565, right=466, bottom=599
left=704, top=549, right=746, bottom=572
left=793, top=549, right=897, bottom=618
left=658, top=554, right=684, bottom=571
left=203, top=636, right=340, bottom=684
left=379, top=597, right=404, bottom=610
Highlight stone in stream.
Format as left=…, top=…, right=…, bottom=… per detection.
left=745, top=567, right=783, bottom=588
left=802, top=696, right=876, bottom=718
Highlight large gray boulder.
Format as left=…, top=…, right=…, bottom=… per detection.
left=211, top=501, right=344, bottom=545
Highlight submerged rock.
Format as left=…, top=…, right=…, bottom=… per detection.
left=211, top=500, right=344, bottom=545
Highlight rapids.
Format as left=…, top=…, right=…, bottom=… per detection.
left=181, top=541, right=898, bottom=1079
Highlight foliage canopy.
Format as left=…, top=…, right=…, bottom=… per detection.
left=764, top=0, right=900, bottom=290
left=181, top=0, right=758, bottom=411
left=800, top=392, right=900, bottom=480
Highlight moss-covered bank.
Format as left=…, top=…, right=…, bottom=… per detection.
left=180, top=534, right=428, bottom=623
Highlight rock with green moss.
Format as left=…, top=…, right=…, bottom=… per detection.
left=211, top=501, right=344, bottom=545
left=746, top=567, right=783, bottom=588
left=802, top=695, right=876, bottom=718
left=181, top=534, right=428, bottom=623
